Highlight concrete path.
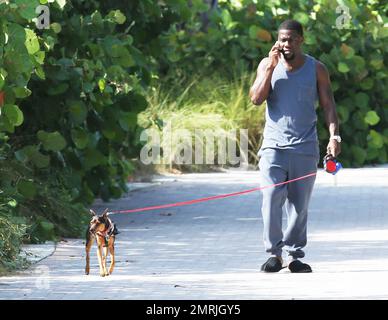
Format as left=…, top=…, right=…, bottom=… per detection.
left=1, top=167, right=388, bottom=300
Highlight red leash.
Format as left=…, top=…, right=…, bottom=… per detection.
left=108, top=172, right=317, bottom=215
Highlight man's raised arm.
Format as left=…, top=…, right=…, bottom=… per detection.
left=249, top=41, right=282, bottom=105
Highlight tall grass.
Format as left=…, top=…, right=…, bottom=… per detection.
left=138, top=72, right=265, bottom=171
left=0, top=197, right=29, bottom=275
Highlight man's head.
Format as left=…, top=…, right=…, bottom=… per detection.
left=277, top=20, right=304, bottom=61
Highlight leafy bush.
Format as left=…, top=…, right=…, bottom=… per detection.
left=0, top=144, right=88, bottom=243
left=0, top=0, right=154, bottom=268
left=12, top=1, right=152, bottom=203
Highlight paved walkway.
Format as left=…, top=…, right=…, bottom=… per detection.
left=1, top=167, right=388, bottom=300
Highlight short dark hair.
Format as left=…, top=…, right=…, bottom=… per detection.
left=278, top=20, right=303, bottom=37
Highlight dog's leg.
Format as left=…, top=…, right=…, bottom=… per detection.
left=103, top=244, right=109, bottom=276
left=85, top=233, right=94, bottom=275
left=108, top=237, right=115, bottom=275
left=96, top=236, right=107, bottom=277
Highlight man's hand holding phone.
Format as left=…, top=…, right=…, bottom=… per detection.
left=268, top=41, right=284, bottom=69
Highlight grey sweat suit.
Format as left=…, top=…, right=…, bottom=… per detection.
left=258, top=54, right=320, bottom=259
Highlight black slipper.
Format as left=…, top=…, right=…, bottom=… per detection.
left=288, top=260, right=312, bottom=273
left=261, top=257, right=283, bottom=272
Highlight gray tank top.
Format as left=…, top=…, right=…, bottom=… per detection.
left=258, top=54, right=319, bottom=158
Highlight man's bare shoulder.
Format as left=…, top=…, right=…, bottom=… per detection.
left=257, top=57, right=270, bottom=71
left=315, top=59, right=329, bottom=76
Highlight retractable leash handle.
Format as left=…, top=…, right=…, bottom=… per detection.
left=323, top=154, right=342, bottom=175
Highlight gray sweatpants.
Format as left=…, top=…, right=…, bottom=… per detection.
left=258, top=148, right=318, bottom=259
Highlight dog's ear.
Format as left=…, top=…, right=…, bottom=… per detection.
left=89, top=209, right=97, bottom=216
left=102, top=208, right=109, bottom=217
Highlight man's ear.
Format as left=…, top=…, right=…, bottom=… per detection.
left=102, top=208, right=109, bottom=218
left=89, top=209, right=97, bottom=216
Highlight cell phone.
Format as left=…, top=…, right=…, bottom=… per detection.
left=275, top=42, right=284, bottom=56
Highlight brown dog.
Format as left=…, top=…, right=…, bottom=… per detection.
left=85, top=208, right=119, bottom=277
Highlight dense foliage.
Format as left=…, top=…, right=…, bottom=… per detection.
left=1, top=0, right=155, bottom=269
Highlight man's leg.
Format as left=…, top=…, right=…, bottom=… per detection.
left=283, top=152, right=318, bottom=267
left=259, top=149, right=288, bottom=260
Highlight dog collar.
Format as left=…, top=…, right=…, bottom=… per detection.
left=96, top=220, right=114, bottom=238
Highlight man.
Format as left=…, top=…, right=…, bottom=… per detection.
left=249, top=20, right=341, bottom=273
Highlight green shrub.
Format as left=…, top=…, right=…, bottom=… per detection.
left=0, top=0, right=154, bottom=260
left=1, top=145, right=89, bottom=244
